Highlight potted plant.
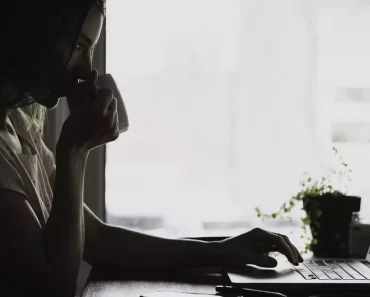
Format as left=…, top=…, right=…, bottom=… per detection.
left=255, top=147, right=361, bottom=257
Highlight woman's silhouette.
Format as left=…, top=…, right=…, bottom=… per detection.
left=0, top=1, right=302, bottom=296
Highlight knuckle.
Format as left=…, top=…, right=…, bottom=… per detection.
left=275, top=235, right=285, bottom=244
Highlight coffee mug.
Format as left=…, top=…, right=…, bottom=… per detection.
left=97, top=73, right=129, bottom=133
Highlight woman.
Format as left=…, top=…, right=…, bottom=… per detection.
left=0, top=1, right=303, bottom=296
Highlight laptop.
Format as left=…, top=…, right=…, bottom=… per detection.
left=224, top=245, right=370, bottom=294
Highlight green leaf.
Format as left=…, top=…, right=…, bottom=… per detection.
left=302, top=217, right=311, bottom=225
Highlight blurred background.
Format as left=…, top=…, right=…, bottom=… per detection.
left=104, top=0, right=370, bottom=249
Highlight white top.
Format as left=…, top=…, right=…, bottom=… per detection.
left=0, top=108, right=55, bottom=226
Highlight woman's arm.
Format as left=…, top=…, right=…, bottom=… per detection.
left=83, top=206, right=221, bottom=268
left=42, top=146, right=88, bottom=296
left=83, top=205, right=303, bottom=269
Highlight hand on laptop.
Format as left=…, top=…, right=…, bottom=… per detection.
left=217, top=228, right=304, bottom=268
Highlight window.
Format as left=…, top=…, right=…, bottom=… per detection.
left=105, top=0, right=370, bottom=243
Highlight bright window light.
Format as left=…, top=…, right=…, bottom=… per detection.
left=105, top=0, right=370, bottom=241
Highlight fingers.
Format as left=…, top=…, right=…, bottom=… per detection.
left=281, top=235, right=302, bottom=264
left=93, top=88, right=114, bottom=112
left=296, top=246, right=304, bottom=262
left=100, top=97, right=118, bottom=136
left=107, top=96, right=118, bottom=115
left=89, top=98, right=119, bottom=149
left=106, top=98, right=118, bottom=133
left=108, top=111, right=119, bottom=140
left=87, top=115, right=119, bottom=149
left=286, top=237, right=304, bottom=263
left=272, top=233, right=303, bottom=263
left=271, top=233, right=299, bottom=265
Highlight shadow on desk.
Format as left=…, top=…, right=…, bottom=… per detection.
left=89, top=265, right=225, bottom=283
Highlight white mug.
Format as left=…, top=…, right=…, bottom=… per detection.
left=97, top=73, right=129, bottom=133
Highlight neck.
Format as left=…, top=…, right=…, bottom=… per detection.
left=0, top=109, right=11, bottom=131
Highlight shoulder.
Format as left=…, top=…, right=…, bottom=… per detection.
left=10, top=108, right=55, bottom=177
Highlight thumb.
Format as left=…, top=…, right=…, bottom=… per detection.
left=244, top=253, right=278, bottom=268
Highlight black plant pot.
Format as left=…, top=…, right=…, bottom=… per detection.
left=303, top=193, right=361, bottom=258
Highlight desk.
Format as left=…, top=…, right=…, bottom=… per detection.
left=81, top=266, right=318, bottom=297
left=82, top=267, right=222, bottom=297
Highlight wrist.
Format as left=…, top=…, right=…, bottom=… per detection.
left=58, top=116, right=91, bottom=154
left=56, top=142, right=89, bottom=166
left=208, top=240, right=227, bottom=264
left=183, top=239, right=226, bottom=266
left=56, top=136, right=89, bottom=157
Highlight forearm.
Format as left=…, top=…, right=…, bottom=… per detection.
left=87, top=224, right=223, bottom=268
left=42, top=146, right=88, bottom=295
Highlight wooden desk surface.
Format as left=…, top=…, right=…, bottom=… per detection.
left=82, top=267, right=225, bottom=297
left=82, top=265, right=370, bottom=297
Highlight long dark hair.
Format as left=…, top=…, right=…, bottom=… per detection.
left=0, top=0, right=106, bottom=133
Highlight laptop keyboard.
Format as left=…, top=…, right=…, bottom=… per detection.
left=295, top=260, right=369, bottom=280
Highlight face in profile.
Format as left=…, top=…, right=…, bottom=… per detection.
left=37, top=4, right=104, bottom=109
